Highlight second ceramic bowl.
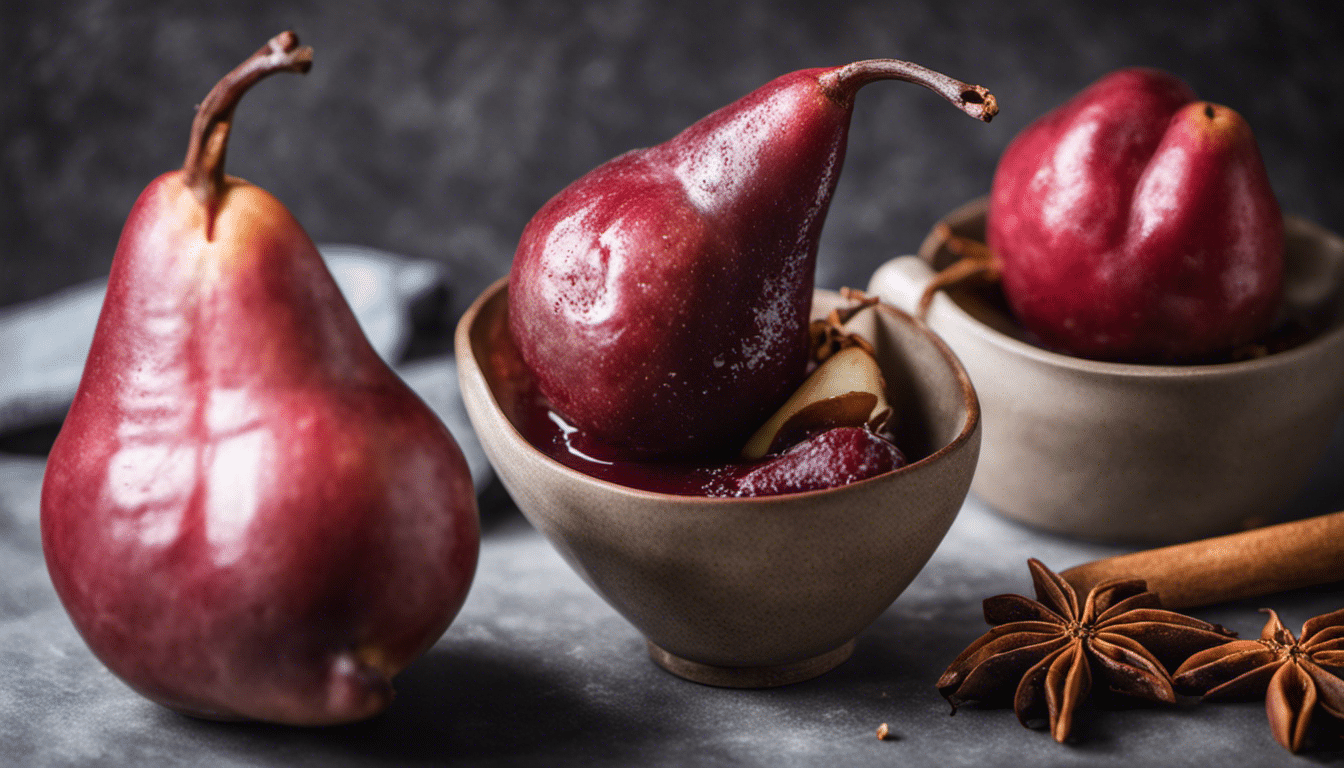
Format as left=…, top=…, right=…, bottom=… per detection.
left=870, top=197, right=1344, bottom=544
left=457, top=278, right=980, bottom=687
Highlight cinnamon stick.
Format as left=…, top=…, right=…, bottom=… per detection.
left=1060, top=510, right=1344, bottom=609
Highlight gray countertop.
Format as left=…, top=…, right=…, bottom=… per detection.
left=5, top=438, right=1343, bottom=767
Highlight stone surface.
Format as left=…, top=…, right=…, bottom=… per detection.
left=5, top=423, right=1343, bottom=765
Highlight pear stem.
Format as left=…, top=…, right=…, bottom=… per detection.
left=181, top=31, right=313, bottom=234
left=818, top=59, right=998, bottom=122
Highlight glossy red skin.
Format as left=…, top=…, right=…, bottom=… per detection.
left=510, top=68, right=850, bottom=459
left=41, top=174, right=480, bottom=725
left=724, top=426, right=906, bottom=497
left=989, top=68, right=1283, bottom=361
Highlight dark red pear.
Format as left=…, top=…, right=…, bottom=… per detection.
left=40, top=33, right=479, bottom=725
left=988, top=67, right=1283, bottom=361
left=724, top=426, right=907, bottom=497
left=510, top=60, right=996, bottom=459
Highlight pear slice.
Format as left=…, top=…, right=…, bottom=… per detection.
left=741, top=345, right=892, bottom=459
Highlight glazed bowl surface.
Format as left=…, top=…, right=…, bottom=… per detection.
left=870, top=197, right=1344, bottom=544
left=456, top=278, right=980, bottom=686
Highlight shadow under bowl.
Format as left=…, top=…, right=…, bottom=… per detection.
left=456, top=278, right=980, bottom=687
left=870, top=197, right=1344, bottom=544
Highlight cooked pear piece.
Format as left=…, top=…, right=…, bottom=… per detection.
left=742, top=345, right=892, bottom=459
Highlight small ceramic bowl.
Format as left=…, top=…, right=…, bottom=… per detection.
left=456, top=278, right=980, bottom=687
left=869, top=197, right=1344, bottom=544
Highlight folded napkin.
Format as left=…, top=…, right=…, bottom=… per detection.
left=0, top=244, right=492, bottom=491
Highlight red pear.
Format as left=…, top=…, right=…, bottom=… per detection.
left=510, top=60, right=996, bottom=459
left=724, top=426, right=907, bottom=497
left=988, top=68, right=1283, bottom=361
left=40, top=33, right=479, bottom=725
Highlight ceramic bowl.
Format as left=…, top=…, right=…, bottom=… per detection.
left=456, top=278, right=980, bottom=687
left=869, top=197, right=1344, bottom=544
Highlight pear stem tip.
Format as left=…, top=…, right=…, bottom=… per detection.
left=819, top=58, right=998, bottom=122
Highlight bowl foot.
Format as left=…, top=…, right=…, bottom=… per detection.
left=646, top=639, right=855, bottom=688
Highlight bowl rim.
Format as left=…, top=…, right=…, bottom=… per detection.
left=456, top=276, right=981, bottom=505
left=914, top=197, right=1344, bottom=381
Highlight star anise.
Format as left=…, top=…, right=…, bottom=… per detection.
left=937, top=559, right=1236, bottom=743
left=1173, top=607, right=1344, bottom=753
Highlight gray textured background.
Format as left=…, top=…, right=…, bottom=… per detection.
left=4, top=0, right=1341, bottom=319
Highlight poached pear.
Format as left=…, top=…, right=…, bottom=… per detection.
left=40, top=32, right=480, bottom=725
left=988, top=67, right=1284, bottom=361
left=510, top=59, right=996, bottom=459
